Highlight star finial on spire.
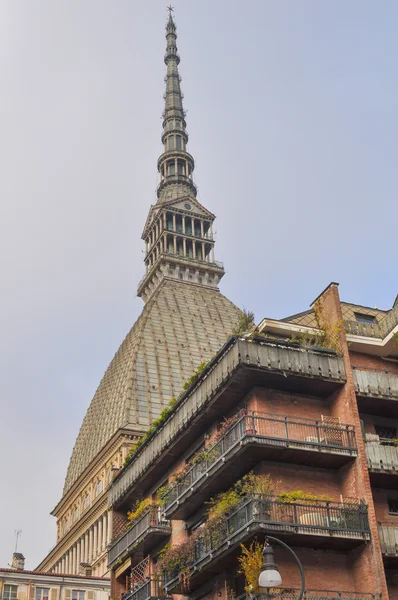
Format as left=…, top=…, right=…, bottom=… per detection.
left=167, top=5, right=174, bottom=15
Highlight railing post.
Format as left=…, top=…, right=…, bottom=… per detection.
left=284, top=416, right=289, bottom=441
left=315, top=420, right=321, bottom=444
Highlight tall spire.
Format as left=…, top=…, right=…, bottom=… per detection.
left=137, top=10, right=225, bottom=303
left=157, top=9, right=197, bottom=202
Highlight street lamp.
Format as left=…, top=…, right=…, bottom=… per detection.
left=258, top=535, right=305, bottom=600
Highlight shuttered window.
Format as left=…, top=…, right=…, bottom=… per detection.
left=71, top=591, right=85, bottom=600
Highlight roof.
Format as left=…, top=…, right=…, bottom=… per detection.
left=63, top=279, right=240, bottom=495
left=0, top=569, right=109, bottom=581
left=284, top=302, right=390, bottom=328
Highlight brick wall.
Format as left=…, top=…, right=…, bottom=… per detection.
left=314, top=283, right=388, bottom=598
left=247, top=389, right=331, bottom=421
left=257, top=462, right=342, bottom=499
left=350, top=352, right=398, bottom=375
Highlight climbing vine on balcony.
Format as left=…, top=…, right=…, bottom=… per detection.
left=237, top=540, right=264, bottom=594
left=157, top=473, right=278, bottom=590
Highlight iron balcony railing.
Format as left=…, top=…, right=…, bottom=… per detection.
left=164, top=496, right=369, bottom=589
left=345, top=305, right=398, bottom=339
left=378, top=521, right=398, bottom=556
left=366, top=442, right=398, bottom=473
left=108, top=507, right=170, bottom=567
left=123, top=579, right=170, bottom=600
left=237, top=591, right=381, bottom=600
left=162, top=412, right=357, bottom=516
left=353, top=369, right=398, bottom=399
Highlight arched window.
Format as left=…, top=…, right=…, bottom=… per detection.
left=95, top=479, right=103, bottom=497
left=83, top=492, right=90, bottom=510
left=73, top=505, right=79, bottom=522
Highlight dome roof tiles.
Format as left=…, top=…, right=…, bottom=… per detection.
left=63, top=280, right=240, bottom=495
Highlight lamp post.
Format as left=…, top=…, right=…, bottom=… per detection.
left=258, top=535, right=305, bottom=600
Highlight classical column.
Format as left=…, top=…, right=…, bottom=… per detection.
left=192, top=241, right=196, bottom=259
left=107, top=511, right=112, bottom=545
left=191, top=217, right=195, bottom=236
left=172, top=214, right=176, bottom=231
left=202, top=243, right=206, bottom=262
left=93, top=522, right=98, bottom=560
left=174, top=158, right=177, bottom=176
left=65, top=553, right=69, bottom=574
left=211, top=245, right=215, bottom=263
left=210, top=223, right=214, bottom=241
left=85, top=532, right=89, bottom=563
left=76, top=542, right=81, bottom=573
left=163, top=212, right=166, bottom=229
left=182, top=216, right=186, bottom=234
left=89, top=527, right=93, bottom=562
left=98, top=518, right=103, bottom=553
left=72, top=546, right=76, bottom=574
left=182, top=238, right=186, bottom=257
left=102, top=514, right=107, bottom=550
left=200, top=220, right=204, bottom=238
left=173, top=235, right=177, bottom=254
left=80, top=537, right=85, bottom=566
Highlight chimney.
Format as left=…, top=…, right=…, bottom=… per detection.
left=79, top=563, right=92, bottom=577
left=11, top=553, right=25, bottom=570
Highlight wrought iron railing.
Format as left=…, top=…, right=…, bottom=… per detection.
left=366, top=442, right=398, bottom=472
left=345, top=305, right=398, bottom=339
left=124, top=579, right=170, bottom=600
left=237, top=591, right=381, bottom=600
left=109, top=507, right=170, bottom=567
left=162, top=412, right=357, bottom=515
left=378, top=521, right=398, bottom=555
left=353, top=369, right=398, bottom=399
left=164, top=496, right=369, bottom=589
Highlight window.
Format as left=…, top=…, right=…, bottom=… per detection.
left=168, top=161, right=175, bottom=176
left=354, top=313, right=376, bottom=324
left=4, top=585, right=18, bottom=600
left=72, top=592, right=85, bottom=600
left=95, top=480, right=103, bottom=497
left=176, top=135, right=182, bottom=150
left=73, top=506, right=79, bottom=522
left=35, top=588, right=50, bottom=600
left=388, top=498, right=398, bottom=514
left=168, top=137, right=175, bottom=150
left=375, top=425, right=397, bottom=440
left=83, top=493, right=90, bottom=510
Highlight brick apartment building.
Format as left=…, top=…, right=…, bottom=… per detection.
left=107, top=282, right=398, bottom=600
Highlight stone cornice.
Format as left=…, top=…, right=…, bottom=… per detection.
left=52, top=428, right=138, bottom=517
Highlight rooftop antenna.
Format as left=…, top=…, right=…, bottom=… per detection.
left=14, top=530, right=22, bottom=553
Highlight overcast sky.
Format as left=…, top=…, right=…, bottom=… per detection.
left=0, top=0, right=397, bottom=570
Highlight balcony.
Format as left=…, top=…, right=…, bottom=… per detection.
left=238, top=592, right=381, bottom=600
left=366, top=442, right=398, bottom=487
left=110, top=338, right=346, bottom=510
left=164, top=497, right=370, bottom=593
left=123, top=579, right=171, bottom=600
left=163, top=412, right=357, bottom=520
left=379, top=519, right=398, bottom=565
left=108, top=507, right=170, bottom=568
left=353, top=369, right=398, bottom=416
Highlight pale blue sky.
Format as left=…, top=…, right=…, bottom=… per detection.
left=0, top=1, right=396, bottom=568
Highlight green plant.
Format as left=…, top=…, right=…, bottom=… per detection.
left=156, top=533, right=198, bottom=591
left=278, top=490, right=333, bottom=504
left=237, top=540, right=263, bottom=594
left=206, top=488, right=242, bottom=521
left=393, top=331, right=398, bottom=348
left=127, top=498, right=158, bottom=524
left=232, top=309, right=255, bottom=336
left=183, top=361, right=209, bottom=391
left=239, top=472, right=277, bottom=497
